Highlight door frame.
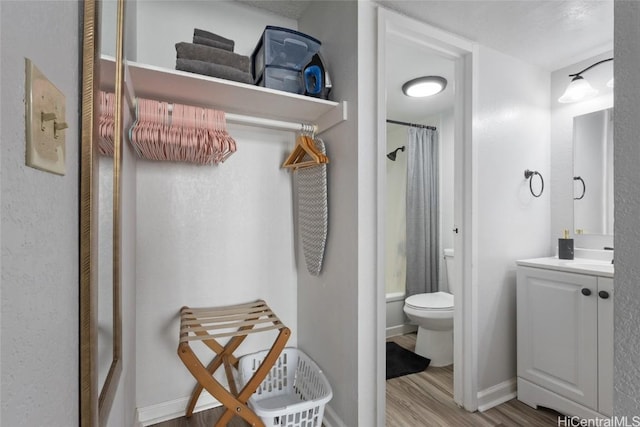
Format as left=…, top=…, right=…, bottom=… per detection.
left=376, top=7, right=478, bottom=419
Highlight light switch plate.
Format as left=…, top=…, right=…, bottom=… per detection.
left=25, top=58, right=66, bottom=175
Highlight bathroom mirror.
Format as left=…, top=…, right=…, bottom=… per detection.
left=573, top=107, right=614, bottom=236
left=80, top=0, right=124, bottom=425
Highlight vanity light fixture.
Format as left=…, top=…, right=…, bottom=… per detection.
left=558, top=57, right=613, bottom=103
left=402, top=76, right=447, bottom=98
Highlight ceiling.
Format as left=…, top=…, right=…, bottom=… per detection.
left=237, top=0, right=613, bottom=122
left=238, top=0, right=613, bottom=71
left=386, top=37, right=455, bottom=124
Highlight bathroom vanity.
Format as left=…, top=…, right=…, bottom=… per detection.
left=516, top=255, right=613, bottom=419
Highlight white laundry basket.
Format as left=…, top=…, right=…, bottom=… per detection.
left=237, top=348, right=332, bottom=427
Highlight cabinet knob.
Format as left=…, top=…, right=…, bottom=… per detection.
left=581, top=288, right=592, bottom=296
left=599, top=290, right=610, bottom=299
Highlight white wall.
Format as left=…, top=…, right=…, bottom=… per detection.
left=297, top=2, right=363, bottom=425
left=474, top=45, right=551, bottom=392
left=613, top=1, right=640, bottom=417
left=0, top=1, right=80, bottom=425
left=550, top=51, right=613, bottom=251
left=107, top=101, right=139, bottom=427
left=385, top=125, right=407, bottom=295
left=133, top=3, right=300, bottom=420
left=135, top=1, right=296, bottom=69
left=134, top=125, right=299, bottom=410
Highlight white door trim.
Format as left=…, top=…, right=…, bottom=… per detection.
left=376, top=8, right=478, bottom=421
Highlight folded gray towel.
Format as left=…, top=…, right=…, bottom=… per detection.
left=193, top=35, right=233, bottom=52
left=175, top=42, right=250, bottom=73
left=176, top=58, right=254, bottom=84
left=193, top=28, right=234, bottom=51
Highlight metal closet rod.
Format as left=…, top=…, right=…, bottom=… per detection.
left=386, top=119, right=436, bottom=131
left=133, top=97, right=318, bottom=134
left=226, top=113, right=317, bottom=134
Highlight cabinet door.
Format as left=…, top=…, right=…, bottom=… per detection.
left=597, top=277, right=613, bottom=416
left=517, top=267, right=598, bottom=409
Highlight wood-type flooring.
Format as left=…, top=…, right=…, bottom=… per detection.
left=151, top=333, right=562, bottom=427
left=385, top=334, right=561, bottom=426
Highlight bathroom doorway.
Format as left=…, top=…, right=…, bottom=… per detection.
left=376, top=7, right=476, bottom=420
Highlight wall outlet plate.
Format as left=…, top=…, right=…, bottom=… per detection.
left=25, top=58, right=66, bottom=175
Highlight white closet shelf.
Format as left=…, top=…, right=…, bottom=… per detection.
left=100, top=56, right=347, bottom=134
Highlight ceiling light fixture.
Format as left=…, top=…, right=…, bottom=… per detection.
left=402, top=76, right=447, bottom=98
left=558, top=57, right=613, bottom=103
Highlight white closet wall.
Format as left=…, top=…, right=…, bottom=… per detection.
left=134, top=1, right=301, bottom=418
left=297, top=2, right=366, bottom=425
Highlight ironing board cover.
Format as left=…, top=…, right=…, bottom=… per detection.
left=296, top=138, right=328, bottom=276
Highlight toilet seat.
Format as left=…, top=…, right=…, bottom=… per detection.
left=405, top=291, right=453, bottom=311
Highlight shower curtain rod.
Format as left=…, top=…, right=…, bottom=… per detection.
left=386, top=119, right=436, bottom=131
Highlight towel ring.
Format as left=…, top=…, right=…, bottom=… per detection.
left=573, top=176, right=586, bottom=200
left=524, top=169, right=544, bottom=198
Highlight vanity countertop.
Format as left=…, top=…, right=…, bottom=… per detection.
left=516, top=256, right=614, bottom=278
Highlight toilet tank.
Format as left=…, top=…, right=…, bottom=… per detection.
left=444, top=248, right=456, bottom=295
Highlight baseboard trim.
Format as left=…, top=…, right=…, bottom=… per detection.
left=477, top=377, right=517, bottom=412
left=517, top=377, right=606, bottom=420
left=386, top=324, right=417, bottom=338
left=136, top=394, right=221, bottom=426
left=134, top=409, right=143, bottom=427
left=322, top=404, right=348, bottom=427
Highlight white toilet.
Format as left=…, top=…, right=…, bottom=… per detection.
left=403, top=248, right=455, bottom=367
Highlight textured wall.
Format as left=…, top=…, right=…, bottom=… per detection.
left=133, top=2, right=299, bottom=415
left=297, top=2, right=361, bottom=425
left=105, top=101, right=138, bottom=427
left=0, top=1, right=80, bottom=426
left=475, top=45, right=551, bottom=392
left=385, top=125, right=408, bottom=295
left=135, top=126, right=299, bottom=410
left=135, top=1, right=296, bottom=69
left=613, top=1, right=640, bottom=417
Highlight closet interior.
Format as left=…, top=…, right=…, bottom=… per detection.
left=96, top=2, right=357, bottom=425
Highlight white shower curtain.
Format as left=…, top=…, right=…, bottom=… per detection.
left=406, top=127, right=439, bottom=297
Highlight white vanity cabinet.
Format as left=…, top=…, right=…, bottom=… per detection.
left=516, top=260, right=613, bottom=419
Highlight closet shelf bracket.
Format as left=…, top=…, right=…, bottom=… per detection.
left=316, top=100, right=348, bottom=134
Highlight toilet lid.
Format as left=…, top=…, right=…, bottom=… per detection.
left=406, top=292, right=453, bottom=310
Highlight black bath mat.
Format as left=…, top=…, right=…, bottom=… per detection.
left=386, top=341, right=431, bottom=380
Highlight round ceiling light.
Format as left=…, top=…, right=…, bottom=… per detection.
left=402, top=76, right=448, bottom=98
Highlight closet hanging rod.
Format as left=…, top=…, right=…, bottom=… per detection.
left=386, top=119, right=436, bottom=131
left=133, top=97, right=318, bottom=134
left=226, top=113, right=317, bottom=134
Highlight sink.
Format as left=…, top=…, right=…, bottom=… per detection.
left=516, top=255, right=614, bottom=277
left=557, top=258, right=614, bottom=274
left=560, top=258, right=612, bottom=267
left=567, top=261, right=613, bottom=268
left=565, top=260, right=614, bottom=273
left=574, top=248, right=614, bottom=263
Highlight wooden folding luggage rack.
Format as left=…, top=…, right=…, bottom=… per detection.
left=178, top=300, right=290, bottom=426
